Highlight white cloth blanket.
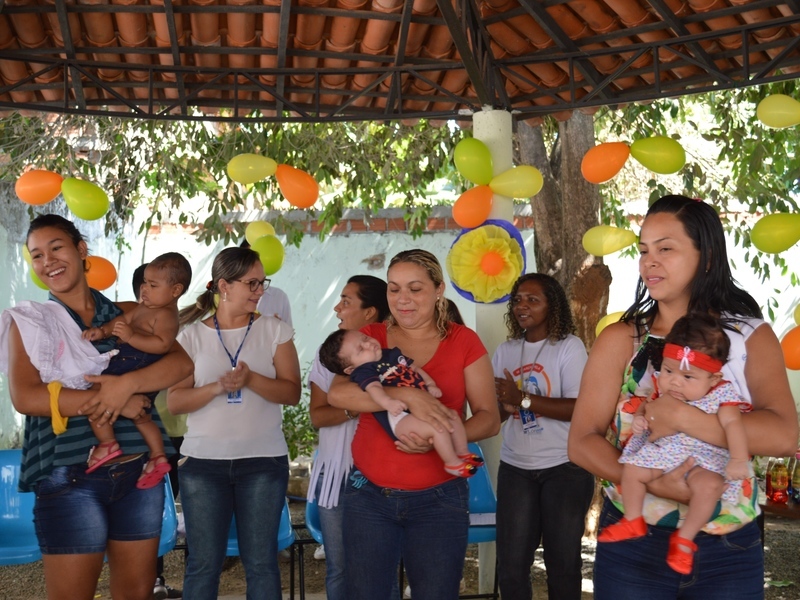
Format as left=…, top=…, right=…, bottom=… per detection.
left=0, top=301, right=113, bottom=389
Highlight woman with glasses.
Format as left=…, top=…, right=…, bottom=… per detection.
left=169, top=247, right=301, bottom=600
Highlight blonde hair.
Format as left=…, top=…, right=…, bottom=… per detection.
left=386, top=249, right=450, bottom=339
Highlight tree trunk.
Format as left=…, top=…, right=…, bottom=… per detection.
left=517, top=113, right=612, bottom=349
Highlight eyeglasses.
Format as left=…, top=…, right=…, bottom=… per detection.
left=235, top=278, right=271, bottom=292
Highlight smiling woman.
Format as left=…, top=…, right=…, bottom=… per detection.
left=0, top=213, right=193, bottom=600
left=327, top=249, right=499, bottom=600
left=169, top=246, right=301, bottom=600
left=491, top=273, right=593, bottom=600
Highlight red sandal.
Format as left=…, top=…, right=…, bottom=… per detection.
left=444, top=461, right=477, bottom=478
left=136, top=454, right=172, bottom=490
left=86, top=441, right=123, bottom=474
left=597, top=516, right=647, bottom=542
left=458, top=453, right=485, bottom=467
left=667, top=531, right=697, bottom=575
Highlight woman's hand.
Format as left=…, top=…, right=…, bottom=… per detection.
left=642, top=393, right=687, bottom=440
left=79, top=373, right=138, bottom=426
left=644, top=457, right=695, bottom=504
left=494, top=370, right=521, bottom=406
left=218, top=361, right=251, bottom=393
left=395, top=431, right=434, bottom=454
left=119, top=394, right=152, bottom=420
left=403, top=387, right=457, bottom=433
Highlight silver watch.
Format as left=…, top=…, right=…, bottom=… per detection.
left=520, top=392, right=531, bottom=410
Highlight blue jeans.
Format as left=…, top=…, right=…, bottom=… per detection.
left=496, top=460, right=594, bottom=600
left=594, top=498, right=764, bottom=600
left=179, top=456, right=289, bottom=600
left=315, top=475, right=347, bottom=600
left=343, top=472, right=469, bottom=600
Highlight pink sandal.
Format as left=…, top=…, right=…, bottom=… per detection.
left=86, top=441, right=123, bottom=474
left=137, top=454, right=171, bottom=490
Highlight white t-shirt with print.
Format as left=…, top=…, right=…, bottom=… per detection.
left=492, top=335, right=587, bottom=470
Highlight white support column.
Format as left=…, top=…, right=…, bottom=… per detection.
left=471, top=108, right=514, bottom=595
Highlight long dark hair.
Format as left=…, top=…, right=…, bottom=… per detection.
left=505, top=273, right=575, bottom=342
left=622, top=194, right=761, bottom=337
left=179, top=247, right=260, bottom=325
left=26, top=214, right=88, bottom=271
left=347, top=275, right=389, bottom=322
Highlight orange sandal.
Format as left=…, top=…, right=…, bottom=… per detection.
left=86, top=441, right=123, bottom=474
left=667, top=531, right=697, bottom=575
left=136, top=454, right=171, bottom=490
left=597, top=516, right=647, bottom=542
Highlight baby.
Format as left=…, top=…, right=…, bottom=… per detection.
left=319, top=329, right=482, bottom=478
left=82, top=252, right=192, bottom=489
left=598, top=314, right=751, bottom=575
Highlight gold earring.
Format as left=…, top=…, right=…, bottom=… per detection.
left=223, top=292, right=228, bottom=302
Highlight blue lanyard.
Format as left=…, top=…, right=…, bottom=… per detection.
left=213, top=313, right=254, bottom=369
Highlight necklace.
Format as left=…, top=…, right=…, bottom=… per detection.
left=518, top=336, right=548, bottom=394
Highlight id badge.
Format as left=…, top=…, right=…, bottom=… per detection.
left=520, top=409, right=542, bottom=434
left=227, top=389, right=242, bottom=404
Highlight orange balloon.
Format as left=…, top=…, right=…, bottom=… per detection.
left=85, top=256, right=117, bottom=290
left=581, top=142, right=630, bottom=184
left=275, top=164, right=319, bottom=209
left=15, top=170, right=63, bottom=205
left=781, top=326, right=800, bottom=370
left=452, top=186, right=493, bottom=229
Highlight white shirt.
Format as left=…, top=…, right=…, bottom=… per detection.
left=257, top=286, right=293, bottom=326
left=177, top=315, right=293, bottom=459
left=492, top=335, right=587, bottom=470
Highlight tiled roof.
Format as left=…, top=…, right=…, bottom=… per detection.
left=0, top=0, right=799, bottom=124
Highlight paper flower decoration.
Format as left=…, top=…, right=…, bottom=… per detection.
left=446, top=220, right=525, bottom=303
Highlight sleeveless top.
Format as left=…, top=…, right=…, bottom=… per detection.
left=603, top=315, right=764, bottom=535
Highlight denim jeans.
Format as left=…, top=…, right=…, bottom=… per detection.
left=315, top=475, right=347, bottom=600
left=496, top=460, right=594, bottom=600
left=343, top=473, right=469, bottom=600
left=179, top=455, right=289, bottom=600
left=594, top=498, right=764, bottom=600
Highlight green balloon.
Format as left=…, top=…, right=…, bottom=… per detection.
left=751, top=213, right=800, bottom=254
left=61, top=178, right=109, bottom=221
left=30, top=269, right=48, bottom=290
left=630, top=136, right=686, bottom=175
left=251, top=234, right=285, bottom=276
left=454, top=138, right=493, bottom=186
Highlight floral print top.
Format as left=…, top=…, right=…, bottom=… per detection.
left=603, top=318, right=763, bottom=535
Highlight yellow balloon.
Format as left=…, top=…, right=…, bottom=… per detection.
left=756, top=94, right=800, bottom=129
left=596, top=311, right=625, bottom=337
left=582, top=225, right=637, bottom=256
left=227, top=154, right=278, bottom=184
left=751, top=213, right=800, bottom=254
left=454, top=138, right=494, bottom=186
left=489, top=166, right=543, bottom=198
left=22, top=244, right=32, bottom=265
left=794, top=304, right=800, bottom=326
left=245, top=221, right=276, bottom=245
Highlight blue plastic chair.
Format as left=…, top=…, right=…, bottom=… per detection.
left=0, top=448, right=42, bottom=565
left=226, top=499, right=294, bottom=556
left=466, top=443, right=497, bottom=544
left=158, top=479, right=178, bottom=557
left=304, top=497, right=323, bottom=545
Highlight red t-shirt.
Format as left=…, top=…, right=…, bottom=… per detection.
left=351, top=322, right=487, bottom=490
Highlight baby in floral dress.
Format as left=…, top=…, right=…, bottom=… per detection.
left=598, top=314, right=751, bottom=575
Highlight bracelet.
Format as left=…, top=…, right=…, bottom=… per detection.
left=344, top=409, right=358, bottom=420
left=48, top=381, right=68, bottom=435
